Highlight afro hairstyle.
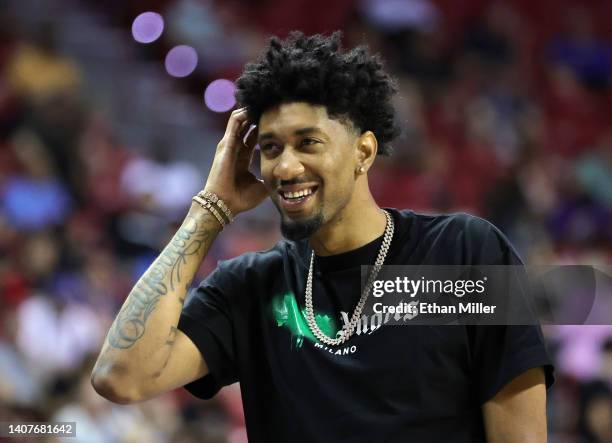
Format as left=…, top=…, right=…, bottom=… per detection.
left=235, top=31, right=400, bottom=156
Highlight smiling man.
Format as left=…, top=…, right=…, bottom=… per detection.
left=92, top=32, right=554, bottom=442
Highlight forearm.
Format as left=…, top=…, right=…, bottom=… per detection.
left=92, top=203, right=220, bottom=399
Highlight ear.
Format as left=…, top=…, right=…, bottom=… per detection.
left=354, top=131, right=378, bottom=174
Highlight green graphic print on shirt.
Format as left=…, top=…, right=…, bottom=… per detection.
left=271, top=292, right=338, bottom=348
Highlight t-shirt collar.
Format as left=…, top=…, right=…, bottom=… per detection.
left=303, top=208, right=405, bottom=273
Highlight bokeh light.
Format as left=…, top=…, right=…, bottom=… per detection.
left=204, top=79, right=236, bottom=113
left=164, top=45, right=198, bottom=78
left=131, top=12, right=164, bottom=44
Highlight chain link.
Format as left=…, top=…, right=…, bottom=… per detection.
left=304, top=210, right=394, bottom=346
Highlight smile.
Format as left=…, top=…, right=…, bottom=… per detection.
left=278, top=185, right=319, bottom=212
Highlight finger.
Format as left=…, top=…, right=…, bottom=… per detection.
left=224, top=108, right=248, bottom=139
left=238, top=124, right=258, bottom=160
left=238, top=120, right=252, bottom=142
left=226, top=108, right=247, bottom=136
left=236, top=138, right=256, bottom=168
left=234, top=122, right=257, bottom=163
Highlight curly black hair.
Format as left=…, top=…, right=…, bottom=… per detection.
left=235, top=31, right=400, bottom=156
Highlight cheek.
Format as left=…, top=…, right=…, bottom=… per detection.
left=321, top=162, right=355, bottom=200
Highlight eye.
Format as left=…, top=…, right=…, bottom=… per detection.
left=260, top=143, right=280, bottom=154
left=301, top=138, right=320, bottom=147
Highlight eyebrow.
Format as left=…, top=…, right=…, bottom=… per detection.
left=257, top=127, right=326, bottom=143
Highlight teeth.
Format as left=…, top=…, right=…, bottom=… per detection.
left=283, top=188, right=314, bottom=199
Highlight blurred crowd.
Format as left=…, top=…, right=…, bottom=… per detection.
left=1, top=0, right=611, bottom=442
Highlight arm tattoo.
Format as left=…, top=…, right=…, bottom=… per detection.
left=107, top=215, right=213, bottom=349
left=150, top=326, right=179, bottom=378
left=165, top=326, right=178, bottom=346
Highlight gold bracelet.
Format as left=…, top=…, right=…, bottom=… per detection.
left=192, top=195, right=226, bottom=229
left=197, top=191, right=234, bottom=224
left=192, top=196, right=225, bottom=229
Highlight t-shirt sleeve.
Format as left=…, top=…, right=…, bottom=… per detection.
left=470, top=325, right=555, bottom=402
left=463, top=215, right=555, bottom=402
left=177, top=264, right=239, bottom=399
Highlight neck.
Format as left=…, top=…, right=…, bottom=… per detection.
left=309, top=190, right=387, bottom=256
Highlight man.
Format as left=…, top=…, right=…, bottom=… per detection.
left=92, top=32, right=554, bottom=442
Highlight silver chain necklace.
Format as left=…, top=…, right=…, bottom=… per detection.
left=304, top=210, right=394, bottom=346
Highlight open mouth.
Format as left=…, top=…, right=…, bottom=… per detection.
left=278, top=186, right=319, bottom=210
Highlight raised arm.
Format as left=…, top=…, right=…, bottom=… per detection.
left=91, top=108, right=266, bottom=404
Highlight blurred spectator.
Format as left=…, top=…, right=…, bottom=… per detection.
left=542, top=64, right=608, bottom=157
left=462, top=2, right=521, bottom=67
left=77, top=114, right=132, bottom=216
left=575, top=135, right=612, bottom=211
left=0, top=307, right=42, bottom=407
left=1, top=129, right=72, bottom=231
left=53, top=365, right=171, bottom=443
left=15, top=293, right=102, bottom=374
left=166, top=0, right=261, bottom=76
left=359, top=0, right=440, bottom=34
left=5, top=23, right=82, bottom=103
left=601, top=339, right=612, bottom=388
left=120, top=139, right=202, bottom=219
left=577, top=380, right=612, bottom=443
left=548, top=7, right=612, bottom=91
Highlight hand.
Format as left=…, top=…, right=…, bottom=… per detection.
left=203, top=108, right=267, bottom=215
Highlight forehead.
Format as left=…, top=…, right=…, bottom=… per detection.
left=258, top=102, right=348, bottom=136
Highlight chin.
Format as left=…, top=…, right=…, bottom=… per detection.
left=280, top=213, right=323, bottom=241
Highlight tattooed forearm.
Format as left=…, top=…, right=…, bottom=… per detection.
left=107, top=215, right=214, bottom=349
left=91, top=207, right=219, bottom=401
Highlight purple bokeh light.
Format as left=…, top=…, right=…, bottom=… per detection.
left=204, top=79, right=236, bottom=113
left=131, top=12, right=164, bottom=44
left=164, top=45, right=198, bottom=78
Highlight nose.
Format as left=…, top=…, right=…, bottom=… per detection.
left=273, top=147, right=305, bottom=181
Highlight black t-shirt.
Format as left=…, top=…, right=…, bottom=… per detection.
left=178, top=208, right=554, bottom=443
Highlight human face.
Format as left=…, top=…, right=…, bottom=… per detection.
left=258, top=102, right=359, bottom=240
